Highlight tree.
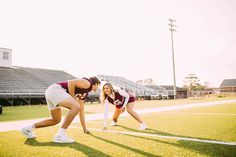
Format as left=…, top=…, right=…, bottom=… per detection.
left=183, top=74, right=203, bottom=91
left=203, top=81, right=212, bottom=89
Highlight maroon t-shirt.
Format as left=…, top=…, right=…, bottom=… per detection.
left=57, top=77, right=92, bottom=100
left=107, top=91, right=135, bottom=108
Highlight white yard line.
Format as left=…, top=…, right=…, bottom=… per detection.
left=86, top=121, right=103, bottom=124
left=70, top=126, right=236, bottom=146
left=166, top=112, right=236, bottom=116
left=0, top=99, right=236, bottom=132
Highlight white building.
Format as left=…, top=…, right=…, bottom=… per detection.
left=0, top=47, right=12, bottom=67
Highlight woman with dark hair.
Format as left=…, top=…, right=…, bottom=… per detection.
left=21, top=77, right=101, bottom=143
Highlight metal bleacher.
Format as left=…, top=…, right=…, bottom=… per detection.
left=0, top=66, right=76, bottom=104
left=98, top=75, right=166, bottom=96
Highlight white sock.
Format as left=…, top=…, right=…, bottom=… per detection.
left=58, top=128, right=66, bottom=135
left=26, top=124, right=35, bottom=131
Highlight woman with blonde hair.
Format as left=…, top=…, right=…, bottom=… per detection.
left=101, top=83, right=146, bottom=130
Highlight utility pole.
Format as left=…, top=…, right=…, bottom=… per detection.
left=169, top=18, right=177, bottom=99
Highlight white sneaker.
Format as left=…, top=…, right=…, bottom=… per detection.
left=139, top=123, right=147, bottom=130
left=53, top=133, right=75, bottom=143
left=20, top=126, right=36, bottom=139
left=110, top=121, right=117, bottom=126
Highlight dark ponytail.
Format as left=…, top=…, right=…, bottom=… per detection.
left=89, top=77, right=101, bottom=85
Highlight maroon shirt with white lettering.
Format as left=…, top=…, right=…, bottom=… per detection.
left=107, top=91, right=135, bottom=108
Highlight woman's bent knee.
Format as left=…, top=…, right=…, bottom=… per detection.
left=53, top=118, right=61, bottom=124
left=71, top=104, right=80, bottom=112
left=127, top=108, right=133, bottom=114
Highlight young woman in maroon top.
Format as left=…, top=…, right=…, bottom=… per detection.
left=101, top=83, right=146, bottom=130
left=21, top=77, right=100, bottom=143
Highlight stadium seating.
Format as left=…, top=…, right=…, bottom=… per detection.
left=98, top=75, right=167, bottom=96
left=0, top=66, right=76, bottom=101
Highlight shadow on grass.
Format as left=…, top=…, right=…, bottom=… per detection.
left=24, top=138, right=111, bottom=157
left=124, top=134, right=236, bottom=157
left=115, top=125, right=174, bottom=136
left=89, top=133, right=159, bottom=157
left=117, top=125, right=221, bottom=142
left=118, top=126, right=236, bottom=157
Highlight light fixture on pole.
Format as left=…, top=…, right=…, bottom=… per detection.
left=169, top=18, right=177, bottom=99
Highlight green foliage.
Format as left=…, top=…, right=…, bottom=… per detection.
left=218, top=95, right=226, bottom=98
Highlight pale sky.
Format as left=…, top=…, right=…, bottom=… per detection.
left=0, top=0, right=236, bottom=87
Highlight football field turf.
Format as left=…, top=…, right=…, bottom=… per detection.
left=0, top=101, right=235, bottom=157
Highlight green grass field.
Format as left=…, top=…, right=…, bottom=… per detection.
left=0, top=105, right=96, bottom=122
left=0, top=105, right=51, bottom=122
left=0, top=97, right=234, bottom=122
left=0, top=99, right=236, bottom=157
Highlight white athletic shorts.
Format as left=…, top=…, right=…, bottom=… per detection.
left=45, top=83, right=71, bottom=110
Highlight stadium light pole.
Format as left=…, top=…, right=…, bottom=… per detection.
left=169, top=18, right=177, bottom=99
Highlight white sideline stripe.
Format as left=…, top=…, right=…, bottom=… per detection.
left=87, top=121, right=103, bottom=124
left=70, top=126, right=236, bottom=146
left=169, top=113, right=236, bottom=116
left=1, top=99, right=236, bottom=132
left=136, top=99, right=236, bottom=114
